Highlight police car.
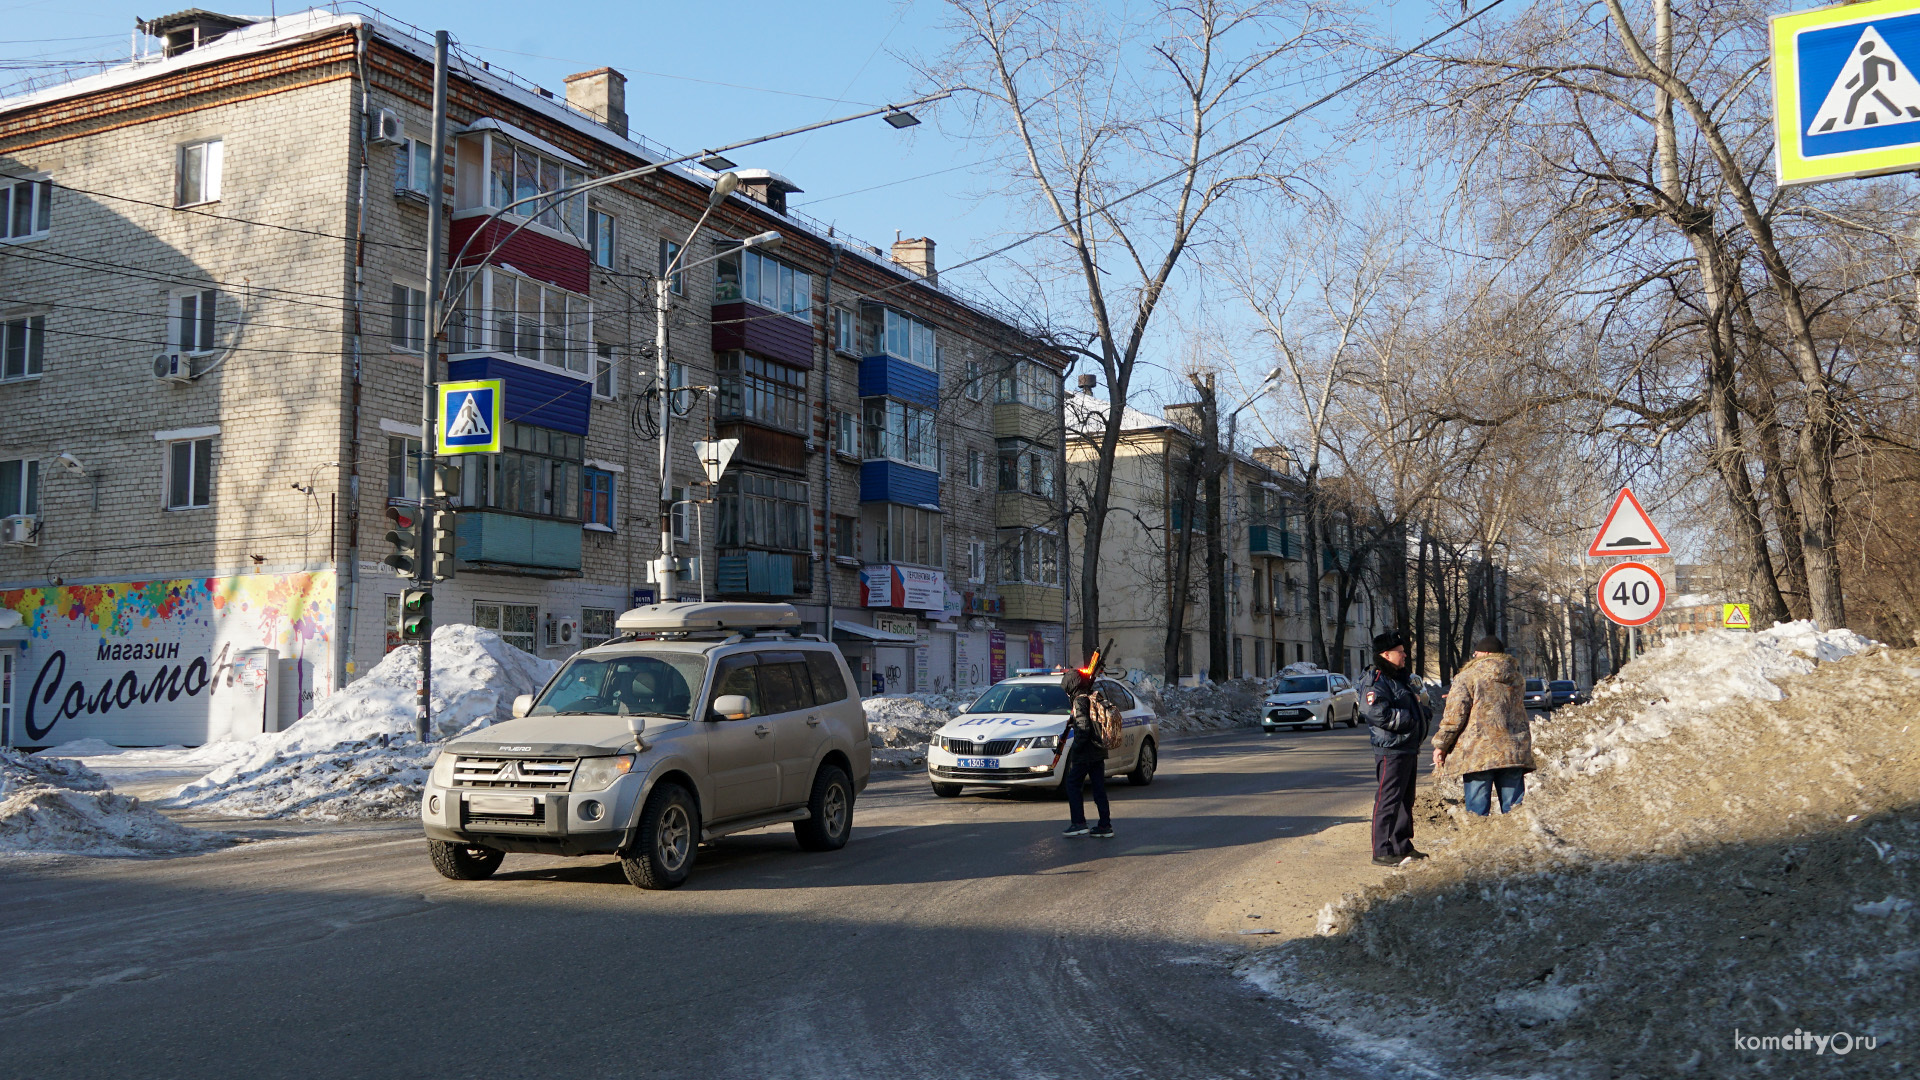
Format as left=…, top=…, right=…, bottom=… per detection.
left=926, top=671, right=1159, bottom=797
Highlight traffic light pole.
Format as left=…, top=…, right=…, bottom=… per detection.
left=414, top=30, right=450, bottom=743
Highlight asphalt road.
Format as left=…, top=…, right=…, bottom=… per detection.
left=0, top=726, right=1400, bottom=1080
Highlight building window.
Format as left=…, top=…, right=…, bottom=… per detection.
left=716, top=352, right=805, bottom=432
left=582, top=468, right=616, bottom=528
left=713, top=246, right=812, bottom=323
left=389, top=283, right=426, bottom=352
left=873, top=503, right=943, bottom=567
left=996, top=438, right=1054, bottom=498
left=588, top=209, right=616, bottom=268
left=997, top=529, right=1060, bottom=586
left=966, top=448, right=983, bottom=488
left=0, top=458, right=39, bottom=518
left=967, top=538, right=987, bottom=584
left=594, top=342, right=616, bottom=399
left=175, top=139, right=223, bottom=206
left=459, top=422, right=585, bottom=520
left=2, top=178, right=51, bottom=240
left=656, top=237, right=683, bottom=293
left=2, top=316, right=44, bottom=380
left=717, top=472, right=811, bottom=551
left=581, top=606, right=616, bottom=649
left=879, top=309, right=937, bottom=368
left=397, top=138, right=433, bottom=195
left=670, top=485, right=690, bottom=543
left=386, top=436, right=423, bottom=502
left=473, top=601, right=538, bottom=654
left=996, top=357, right=1058, bottom=411
left=172, top=289, right=218, bottom=354
left=166, top=438, right=213, bottom=510
left=484, top=136, right=588, bottom=238
left=832, top=308, right=855, bottom=354
left=862, top=398, right=936, bottom=469
left=964, top=358, right=983, bottom=401
left=383, top=594, right=403, bottom=653
left=833, top=410, right=858, bottom=456
left=832, top=515, right=856, bottom=559
left=479, top=268, right=592, bottom=374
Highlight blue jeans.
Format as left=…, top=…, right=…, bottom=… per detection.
left=1463, top=768, right=1526, bottom=815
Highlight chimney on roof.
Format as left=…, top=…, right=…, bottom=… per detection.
left=1164, top=403, right=1202, bottom=434
left=1252, top=446, right=1297, bottom=476
left=564, top=68, right=629, bottom=139
left=733, top=170, right=803, bottom=216
left=891, top=236, right=936, bottom=285
left=137, top=9, right=255, bottom=57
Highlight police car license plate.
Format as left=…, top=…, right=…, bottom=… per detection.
left=956, top=757, right=999, bottom=769
left=467, top=794, right=537, bottom=816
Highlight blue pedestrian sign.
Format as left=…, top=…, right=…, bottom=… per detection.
left=1774, top=0, right=1920, bottom=186
left=436, top=379, right=503, bottom=455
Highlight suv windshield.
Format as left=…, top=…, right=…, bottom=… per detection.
left=1526, top=679, right=1545, bottom=692
left=1550, top=680, right=1575, bottom=691
left=533, top=651, right=710, bottom=718
left=964, top=682, right=1071, bottom=715
left=1275, top=676, right=1329, bottom=694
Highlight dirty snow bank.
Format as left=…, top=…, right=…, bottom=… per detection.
left=1242, top=622, right=1916, bottom=1077
left=1136, top=679, right=1267, bottom=733
left=0, top=749, right=231, bottom=856
left=863, top=693, right=969, bottom=768
left=165, top=625, right=556, bottom=820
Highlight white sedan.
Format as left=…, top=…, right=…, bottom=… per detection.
left=926, top=674, right=1159, bottom=797
left=1262, top=671, right=1359, bottom=732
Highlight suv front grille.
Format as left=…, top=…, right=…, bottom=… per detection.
left=940, top=737, right=1018, bottom=755
left=452, top=755, right=577, bottom=790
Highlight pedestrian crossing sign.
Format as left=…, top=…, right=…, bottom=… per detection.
left=1774, top=0, right=1920, bottom=186
left=1723, top=603, right=1753, bottom=631
left=436, top=379, right=503, bottom=455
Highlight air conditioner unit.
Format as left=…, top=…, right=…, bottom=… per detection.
left=2, top=516, right=38, bottom=546
left=555, top=617, right=580, bottom=648
left=372, top=107, right=406, bottom=146
left=153, top=352, right=191, bottom=384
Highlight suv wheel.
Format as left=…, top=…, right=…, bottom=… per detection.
left=1128, top=739, right=1157, bottom=786
left=428, top=840, right=504, bottom=881
left=795, top=764, right=854, bottom=851
left=621, top=783, right=698, bottom=890
left=930, top=781, right=965, bottom=798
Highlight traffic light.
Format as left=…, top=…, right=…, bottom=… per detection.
left=431, top=461, right=462, bottom=499
left=400, top=587, right=433, bottom=641
left=382, top=506, right=416, bottom=576
left=431, top=510, right=457, bottom=581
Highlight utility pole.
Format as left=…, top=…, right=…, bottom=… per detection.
left=655, top=272, right=675, bottom=600
left=1199, top=374, right=1226, bottom=681
left=413, top=30, right=449, bottom=743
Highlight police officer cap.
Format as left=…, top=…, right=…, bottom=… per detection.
left=1371, top=631, right=1407, bottom=654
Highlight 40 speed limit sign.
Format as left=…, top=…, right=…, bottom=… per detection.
left=1596, top=561, right=1666, bottom=626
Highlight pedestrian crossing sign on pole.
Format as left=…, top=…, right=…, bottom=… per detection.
left=1773, top=0, right=1920, bottom=187
left=1723, top=603, right=1753, bottom=631
left=436, top=379, right=503, bottom=455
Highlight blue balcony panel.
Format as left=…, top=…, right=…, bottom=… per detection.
left=860, top=460, right=940, bottom=507
left=447, top=355, right=593, bottom=436
left=857, top=356, right=939, bottom=409
left=456, top=511, right=583, bottom=575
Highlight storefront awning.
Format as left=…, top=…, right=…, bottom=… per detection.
left=831, top=619, right=917, bottom=644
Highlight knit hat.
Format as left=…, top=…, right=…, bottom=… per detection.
left=1473, top=634, right=1506, bottom=654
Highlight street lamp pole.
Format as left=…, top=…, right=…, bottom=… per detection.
left=414, top=30, right=450, bottom=743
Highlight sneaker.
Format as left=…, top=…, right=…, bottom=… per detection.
left=1371, top=854, right=1401, bottom=866
left=1404, top=849, right=1430, bottom=860
left=1063, top=824, right=1090, bottom=837
left=1089, top=824, right=1114, bottom=838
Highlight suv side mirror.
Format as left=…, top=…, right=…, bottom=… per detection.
left=512, top=694, right=533, bottom=718
left=711, top=694, right=752, bottom=721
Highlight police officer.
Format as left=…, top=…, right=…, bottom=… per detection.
left=1355, top=630, right=1429, bottom=866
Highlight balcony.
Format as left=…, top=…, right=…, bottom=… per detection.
left=445, top=356, right=592, bottom=436
left=454, top=511, right=582, bottom=576
left=716, top=549, right=807, bottom=597
left=711, top=299, right=813, bottom=369
left=992, top=401, right=1054, bottom=443
left=998, top=583, right=1061, bottom=623
left=1248, top=525, right=1298, bottom=558
left=857, top=356, right=938, bottom=409
left=860, top=460, right=939, bottom=507
left=995, top=491, right=1054, bottom=529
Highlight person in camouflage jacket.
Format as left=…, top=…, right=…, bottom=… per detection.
left=1433, top=635, right=1537, bottom=815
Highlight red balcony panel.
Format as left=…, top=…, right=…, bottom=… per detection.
left=712, top=300, right=814, bottom=370
left=451, top=215, right=590, bottom=296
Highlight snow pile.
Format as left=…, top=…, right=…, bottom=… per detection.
left=165, top=625, right=557, bottom=820
left=1136, top=679, right=1266, bottom=733
left=0, top=749, right=230, bottom=856
left=863, top=692, right=971, bottom=768
left=1240, top=624, right=1918, bottom=1076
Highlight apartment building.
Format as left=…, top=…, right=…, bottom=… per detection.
left=1063, top=393, right=1387, bottom=683
left=0, top=9, right=1067, bottom=748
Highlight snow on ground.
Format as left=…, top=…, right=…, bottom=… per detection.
left=863, top=692, right=969, bottom=768
left=0, top=749, right=231, bottom=856
left=1136, top=680, right=1267, bottom=733
left=163, top=625, right=556, bottom=820
left=1240, top=621, right=1916, bottom=1077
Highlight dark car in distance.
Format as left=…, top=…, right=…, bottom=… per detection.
left=1524, top=678, right=1553, bottom=711
left=1549, top=680, right=1578, bottom=709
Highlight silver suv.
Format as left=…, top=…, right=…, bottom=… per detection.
left=420, top=602, right=870, bottom=890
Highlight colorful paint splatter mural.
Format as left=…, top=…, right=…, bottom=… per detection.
left=0, top=572, right=334, bottom=747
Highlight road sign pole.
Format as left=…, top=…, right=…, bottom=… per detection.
left=415, top=30, right=449, bottom=743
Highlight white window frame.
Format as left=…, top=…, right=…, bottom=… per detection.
left=670, top=484, right=690, bottom=543
left=657, top=238, right=684, bottom=295
left=0, top=457, right=39, bottom=519
left=832, top=308, right=856, bottom=355
left=593, top=341, right=616, bottom=399
left=389, top=282, right=426, bottom=352
left=473, top=267, right=594, bottom=376
left=967, top=538, right=987, bottom=585
left=170, top=289, right=219, bottom=355
left=588, top=208, right=616, bottom=268
left=834, top=410, right=857, bottom=456
left=1, top=177, right=52, bottom=242
left=397, top=137, right=433, bottom=196
left=2, top=314, right=45, bottom=381
left=964, top=358, right=983, bottom=401
left=966, top=448, right=982, bottom=488
left=164, top=437, right=214, bottom=510
left=176, top=138, right=223, bottom=207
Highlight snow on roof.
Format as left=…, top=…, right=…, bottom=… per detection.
left=1066, top=391, right=1186, bottom=437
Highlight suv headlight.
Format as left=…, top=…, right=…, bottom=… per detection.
left=430, top=751, right=456, bottom=788
left=1015, top=735, right=1059, bottom=751
left=572, top=754, right=635, bottom=791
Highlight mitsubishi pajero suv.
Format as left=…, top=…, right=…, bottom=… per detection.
left=420, top=602, right=870, bottom=890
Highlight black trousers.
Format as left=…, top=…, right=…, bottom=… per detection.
left=1371, top=752, right=1418, bottom=857
left=1065, top=752, right=1110, bottom=827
